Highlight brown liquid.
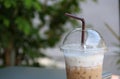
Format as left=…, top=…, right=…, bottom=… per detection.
left=66, top=65, right=102, bottom=79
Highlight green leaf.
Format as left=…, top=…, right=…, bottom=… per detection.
left=23, top=0, right=33, bottom=9
left=11, top=0, right=17, bottom=7
left=33, top=2, right=41, bottom=12
left=3, top=18, right=10, bottom=27
left=23, top=22, right=31, bottom=35
left=4, top=0, right=12, bottom=8
left=15, top=17, right=31, bottom=35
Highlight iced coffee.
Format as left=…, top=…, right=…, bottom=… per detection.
left=61, top=28, right=107, bottom=79
left=61, top=13, right=107, bottom=79
left=64, top=47, right=104, bottom=79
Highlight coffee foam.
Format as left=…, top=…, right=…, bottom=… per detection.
left=64, top=54, right=104, bottom=67
left=62, top=44, right=105, bottom=67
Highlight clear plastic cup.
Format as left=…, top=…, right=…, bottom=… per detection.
left=61, top=28, right=107, bottom=79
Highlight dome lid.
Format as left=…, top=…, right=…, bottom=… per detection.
left=61, top=28, right=107, bottom=53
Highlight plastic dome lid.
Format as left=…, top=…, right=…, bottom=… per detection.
left=61, top=28, right=107, bottom=53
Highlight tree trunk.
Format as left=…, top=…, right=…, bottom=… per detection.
left=4, top=48, right=11, bottom=66
left=4, top=42, right=13, bottom=66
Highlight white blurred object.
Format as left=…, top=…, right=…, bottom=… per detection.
left=37, top=57, right=65, bottom=68
left=111, top=75, right=120, bottom=79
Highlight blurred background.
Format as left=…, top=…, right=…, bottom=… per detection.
left=0, top=0, right=119, bottom=75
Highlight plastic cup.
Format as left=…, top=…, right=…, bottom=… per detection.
left=61, top=28, right=107, bottom=79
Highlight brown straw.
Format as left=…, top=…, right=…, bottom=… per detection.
left=65, top=13, right=85, bottom=46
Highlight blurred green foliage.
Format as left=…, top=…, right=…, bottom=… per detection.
left=0, top=0, right=96, bottom=67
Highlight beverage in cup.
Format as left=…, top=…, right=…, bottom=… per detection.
left=60, top=13, right=107, bottom=79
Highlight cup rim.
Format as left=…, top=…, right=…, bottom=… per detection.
left=60, top=45, right=108, bottom=54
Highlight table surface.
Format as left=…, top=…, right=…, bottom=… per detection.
left=0, top=67, right=111, bottom=79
